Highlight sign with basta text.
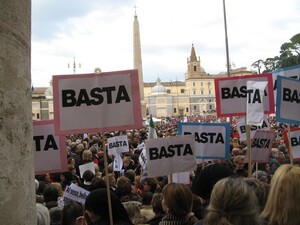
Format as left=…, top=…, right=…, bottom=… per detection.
left=33, top=120, right=68, bottom=175
left=178, top=122, right=231, bottom=160
left=214, top=73, right=274, bottom=117
left=145, top=135, right=196, bottom=177
left=53, top=69, right=143, bottom=135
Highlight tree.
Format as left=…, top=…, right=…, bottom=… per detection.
left=252, top=33, right=300, bottom=71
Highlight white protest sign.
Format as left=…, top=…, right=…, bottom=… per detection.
left=63, top=183, right=90, bottom=205
left=172, top=172, right=190, bottom=185
left=139, top=147, right=147, bottom=170
left=145, top=135, right=196, bottom=177
left=113, top=153, right=123, bottom=172
left=272, top=65, right=300, bottom=104
left=33, top=120, right=68, bottom=175
left=107, top=135, right=129, bottom=155
left=52, top=69, right=143, bottom=135
left=283, top=128, right=300, bottom=160
left=79, top=162, right=95, bottom=178
left=246, top=81, right=268, bottom=126
left=236, top=116, right=270, bottom=141
left=245, top=130, right=276, bottom=163
left=214, top=73, right=274, bottom=117
left=276, top=76, right=300, bottom=126
left=178, top=122, right=231, bottom=160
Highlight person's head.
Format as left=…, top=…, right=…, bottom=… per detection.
left=82, top=170, right=95, bottom=185
left=50, top=182, right=64, bottom=197
left=151, top=193, right=164, bottom=215
left=191, top=163, right=234, bottom=201
left=244, top=177, right=267, bottom=213
left=116, top=176, right=132, bottom=196
left=142, top=177, right=158, bottom=193
left=61, top=201, right=83, bottom=225
left=233, top=155, right=245, bottom=170
left=162, top=183, right=198, bottom=224
left=142, top=191, right=153, bottom=206
left=124, top=169, right=135, bottom=184
left=43, top=186, right=59, bottom=203
left=204, top=177, right=260, bottom=225
left=82, top=150, right=92, bottom=161
left=84, top=189, right=133, bottom=225
left=36, top=203, right=50, bottom=225
left=260, top=164, right=300, bottom=225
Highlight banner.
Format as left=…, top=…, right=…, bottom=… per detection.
left=33, top=120, right=68, bottom=175
left=145, top=135, right=196, bottom=177
left=283, top=127, right=300, bottom=160
left=246, top=81, right=268, bottom=126
left=245, top=130, right=276, bottom=163
left=178, top=122, right=230, bottom=159
left=236, top=116, right=270, bottom=142
left=214, top=73, right=274, bottom=117
left=52, top=69, right=143, bottom=135
left=107, top=135, right=129, bottom=155
left=63, top=183, right=90, bottom=205
left=276, top=76, right=300, bottom=126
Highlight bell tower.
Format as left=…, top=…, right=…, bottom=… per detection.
left=185, top=44, right=205, bottom=80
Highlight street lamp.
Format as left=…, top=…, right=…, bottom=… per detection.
left=68, top=56, right=81, bottom=74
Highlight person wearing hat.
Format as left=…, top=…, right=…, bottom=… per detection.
left=84, top=188, right=134, bottom=225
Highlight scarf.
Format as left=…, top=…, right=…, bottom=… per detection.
left=159, top=214, right=190, bottom=225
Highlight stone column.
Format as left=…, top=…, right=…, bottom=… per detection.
left=0, top=1, right=35, bottom=224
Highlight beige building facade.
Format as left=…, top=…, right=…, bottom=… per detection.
left=32, top=45, right=254, bottom=120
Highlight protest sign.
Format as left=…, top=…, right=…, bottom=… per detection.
left=139, top=147, right=147, bottom=170
left=172, top=172, right=191, bottom=185
left=214, top=73, right=274, bottom=117
left=276, top=76, right=300, bottom=126
left=145, top=135, right=196, bottom=177
left=272, top=65, right=300, bottom=103
left=63, top=183, right=90, bottom=205
left=107, top=135, right=129, bottom=155
left=113, top=153, right=123, bottom=172
left=283, top=127, right=300, bottom=160
left=53, top=69, right=143, bottom=135
left=79, top=162, right=95, bottom=178
left=246, top=81, right=268, bottom=126
left=33, top=120, right=68, bottom=175
left=178, top=122, right=230, bottom=160
left=236, top=116, right=270, bottom=142
left=245, top=130, right=276, bottom=163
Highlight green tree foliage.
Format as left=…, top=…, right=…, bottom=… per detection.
left=252, top=33, right=300, bottom=73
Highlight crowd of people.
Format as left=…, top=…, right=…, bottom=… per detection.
left=34, top=115, right=300, bottom=225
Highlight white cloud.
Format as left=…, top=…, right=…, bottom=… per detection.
left=31, top=0, right=300, bottom=87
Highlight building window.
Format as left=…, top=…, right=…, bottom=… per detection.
left=194, top=66, right=196, bottom=71
left=186, top=107, right=189, bottom=112
left=201, top=82, right=203, bottom=86
left=193, top=90, right=196, bottom=95
left=180, top=89, right=184, bottom=93
left=201, top=90, right=204, bottom=95
left=209, top=90, right=211, bottom=95
left=174, top=108, right=177, bottom=113
left=37, top=113, right=40, bottom=119
left=167, top=89, right=171, bottom=93
left=193, top=82, right=195, bottom=86
left=193, top=105, right=197, bottom=110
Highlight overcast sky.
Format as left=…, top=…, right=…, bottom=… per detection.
left=31, top=0, right=300, bottom=87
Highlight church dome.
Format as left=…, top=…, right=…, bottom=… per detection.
left=200, top=66, right=205, bottom=73
left=151, top=78, right=167, bottom=95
